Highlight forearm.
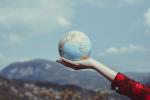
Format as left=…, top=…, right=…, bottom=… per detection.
left=91, top=59, right=117, bottom=82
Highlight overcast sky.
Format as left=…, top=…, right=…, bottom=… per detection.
left=0, top=0, right=150, bottom=72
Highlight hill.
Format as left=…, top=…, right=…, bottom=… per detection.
left=0, top=59, right=110, bottom=90
left=0, top=76, right=129, bottom=100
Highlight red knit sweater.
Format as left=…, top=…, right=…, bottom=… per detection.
left=111, top=73, right=150, bottom=100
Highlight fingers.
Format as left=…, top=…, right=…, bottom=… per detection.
left=60, top=57, right=79, bottom=66
left=56, top=58, right=79, bottom=70
left=56, top=59, right=69, bottom=66
left=56, top=57, right=93, bottom=70
left=59, top=57, right=91, bottom=67
left=56, top=59, right=61, bottom=63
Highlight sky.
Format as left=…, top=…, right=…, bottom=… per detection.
left=0, top=0, right=150, bottom=72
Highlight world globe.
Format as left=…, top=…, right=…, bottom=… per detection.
left=58, top=31, right=92, bottom=61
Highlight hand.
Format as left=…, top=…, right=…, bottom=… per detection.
left=56, top=57, right=95, bottom=70
left=56, top=57, right=118, bottom=81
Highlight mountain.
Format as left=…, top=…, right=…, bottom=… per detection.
left=0, top=59, right=149, bottom=90
left=0, top=76, right=129, bottom=100
left=125, top=72, right=150, bottom=84
left=0, top=59, right=110, bottom=90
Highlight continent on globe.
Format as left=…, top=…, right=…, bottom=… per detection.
left=58, top=31, right=92, bottom=61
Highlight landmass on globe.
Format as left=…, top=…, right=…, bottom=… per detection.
left=58, top=31, right=92, bottom=61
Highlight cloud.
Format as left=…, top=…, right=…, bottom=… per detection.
left=0, top=0, right=74, bottom=34
left=0, top=0, right=74, bottom=47
left=144, top=8, right=150, bottom=27
left=0, top=53, right=32, bottom=70
left=123, top=0, right=143, bottom=4
left=99, top=44, right=148, bottom=56
left=6, top=33, right=23, bottom=46
left=0, top=0, right=146, bottom=38
left=78, top=0, right=145, bottom=7
left=0, top=0, right=144, bottom=38
left=144, top=8, right=150, bottom=35
left=0, top=33, right=24, bottom=47
left=56, top=16, right=71, bottom=27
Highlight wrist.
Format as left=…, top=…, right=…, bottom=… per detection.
left=88, top=59, right=118, bottom=81
left=88, top=58, right=101, bottom=69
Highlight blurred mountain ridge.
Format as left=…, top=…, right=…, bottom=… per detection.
left=0, top=75, right=129, bottom=100
left=0, top=59, right=149, bottom=90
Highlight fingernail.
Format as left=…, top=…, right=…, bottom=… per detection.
left=56, top=59, right=61, bottom=62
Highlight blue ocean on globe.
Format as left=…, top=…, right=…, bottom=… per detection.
left=58, top=31, right=92, bottom=61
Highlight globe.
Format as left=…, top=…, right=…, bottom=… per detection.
left=58, top=31, right=92, bottom=61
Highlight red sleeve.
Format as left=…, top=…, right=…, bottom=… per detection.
left=111, top=73, right=150, bottom=100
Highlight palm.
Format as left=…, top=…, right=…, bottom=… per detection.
left=56, top=57, right=94, bottom=70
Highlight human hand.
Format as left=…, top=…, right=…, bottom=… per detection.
left=56, top=57, right=117, bottom=81
left=56, top=57, right=95, bottom=70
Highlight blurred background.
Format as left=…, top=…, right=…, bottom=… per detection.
left=0, top=0, right=150, bottom=100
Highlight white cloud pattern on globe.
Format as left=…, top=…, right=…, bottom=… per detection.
left=58, top=31, right=92, bottom=61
